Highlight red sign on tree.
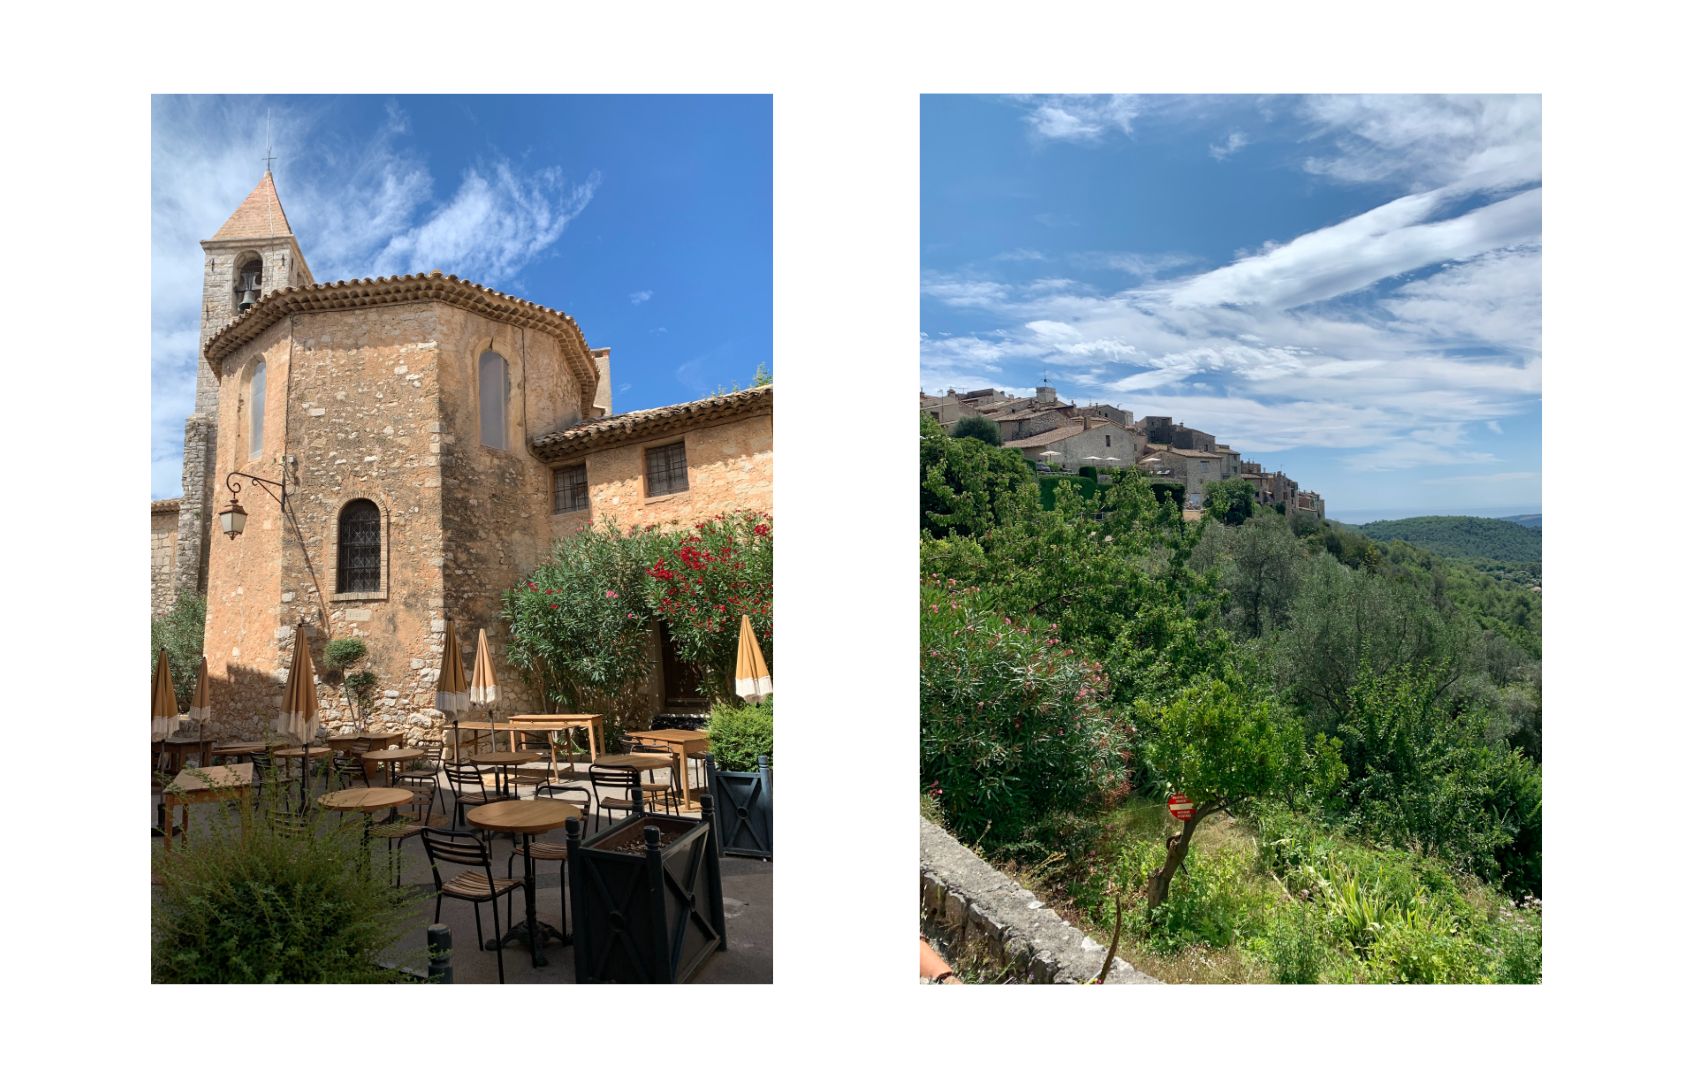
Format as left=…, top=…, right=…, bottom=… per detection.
left=1167, top=793, right=1195, bottom=821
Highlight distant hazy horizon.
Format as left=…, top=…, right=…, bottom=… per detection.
left=1328, top=505, right=1541, bottom=526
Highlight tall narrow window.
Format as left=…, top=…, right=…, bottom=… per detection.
left=645, top=442, right=689, bottom=497
left=552, top=463, right=589, bottom=513
left=479, top=351, right=508, bottom=450
left=336, top=500, right=382, bottom=593
left=248, top=360, right=266, bottom=460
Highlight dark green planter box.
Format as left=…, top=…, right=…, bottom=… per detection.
left=705, top=753, right=773, bottom=859
left=564, top=797, right=727, bottom=983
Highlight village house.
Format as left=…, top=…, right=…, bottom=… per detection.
left=1004, top=416, right=1139, bottom=472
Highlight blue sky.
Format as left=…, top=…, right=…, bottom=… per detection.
left=152, top=94, right=771, bottom=499
left=921, top=95, right=1541, bottom=523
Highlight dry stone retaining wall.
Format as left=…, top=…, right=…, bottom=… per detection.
left=919, top=817, right=1158, bottom=984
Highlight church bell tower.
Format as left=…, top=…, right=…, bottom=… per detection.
left=174, top=170, right=314, bottom=599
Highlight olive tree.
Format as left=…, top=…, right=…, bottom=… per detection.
left=1135, top=677, right=1303, bottom=908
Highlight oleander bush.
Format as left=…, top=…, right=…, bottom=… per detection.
left=151, top=588, right=206, bottom=713
left=920, top=578, right=1130, bottom=852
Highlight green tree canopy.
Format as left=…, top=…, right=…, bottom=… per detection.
left=1203, top=477, right=1257, bottom=525
left=951, top=414, right=1001, bottom=445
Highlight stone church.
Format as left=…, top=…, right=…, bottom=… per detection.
left=153, top=171, right=773, bottom=738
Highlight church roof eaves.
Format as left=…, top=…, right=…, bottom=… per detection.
left=203, top=271, right=598, bottom=388
left=152, top=498, right=181, bottom=514
left=531, top=384, right=773, bottom=461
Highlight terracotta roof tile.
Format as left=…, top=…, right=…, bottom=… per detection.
left=152, top=498, right=181, bottom=514
left=203, top=271, right=599, bottom=391
left=210, top=172, right=294, bottom=241
left=531, top=384, right=772, bottom=460
left=1003, top=423, right=1086, bottom=448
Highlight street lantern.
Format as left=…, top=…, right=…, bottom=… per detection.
left=219, top=496, right=248, bottom=539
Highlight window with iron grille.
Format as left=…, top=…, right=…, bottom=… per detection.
left=552, top=463, right=589, bottom=513
left=645, top=442, right=689, bottom=497
left=336, top=500, right=382, bottom=593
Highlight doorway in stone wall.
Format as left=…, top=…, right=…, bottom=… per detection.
left=658, top=621, right=711, bottom=720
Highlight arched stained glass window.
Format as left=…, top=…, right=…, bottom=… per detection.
left=336, top=500, right=382, bottom=593
left=479, top=351, right=508, bottom=450
left=249, top=360, right=266, bottom=460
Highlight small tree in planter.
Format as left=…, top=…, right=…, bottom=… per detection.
left=704, top=699, right=773, bottom=858
left=322, top=637, right=379, bottom=731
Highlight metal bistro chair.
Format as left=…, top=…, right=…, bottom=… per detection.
left=370, top=787, right=447, bottom=887
left=395, top=739, right=445, bottom=822
left=331, top=748, right=370, bottom=790
left=625, top=739, right=681, bottom=814
left=588, top=764, right=646, bottom=831
left=443, top=761, right=515, bottom=831
left=418, top=828, right=521, bottom=984
left=509, top=784, right=592, bottom=942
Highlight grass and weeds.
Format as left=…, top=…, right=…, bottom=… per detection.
left=1033, top=797, right=1540, bottom=984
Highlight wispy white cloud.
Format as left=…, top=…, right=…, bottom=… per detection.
left=629, top=290, right=653, bottom=305
left=151, top=97, right=599, bottom=498
left=1209, top=129, right=1248, bottom=160
left=1017, top=95, right=1140, bottom=143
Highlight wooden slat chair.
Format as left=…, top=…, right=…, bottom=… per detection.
left=369, top=787, right=448, bottom=887
left=418, top=828, right=521, bottom=984
left=625, top=739, right=681, bottom=813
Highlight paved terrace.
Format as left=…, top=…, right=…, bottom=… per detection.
left=151, top=758, right=772, bottom=984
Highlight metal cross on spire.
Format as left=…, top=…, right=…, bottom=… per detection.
left=263, top=110, right=276, bottom=173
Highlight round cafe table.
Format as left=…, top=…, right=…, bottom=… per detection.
left=319, top=786, right=415, bottom=872
left=362, top=746, right=424, bottom=786
left=466, top=798, right=580, bottom=968
left=469, top=751, right=542, bottom=798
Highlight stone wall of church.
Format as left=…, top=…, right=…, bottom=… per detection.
left=151, top=504, right=180, bottom=618
left=434, top=305, right=590, bottom=722
left=201, top=319, right=294, bottom=736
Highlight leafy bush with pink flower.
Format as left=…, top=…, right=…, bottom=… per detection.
left=920, top=577, right=1131, bottom=851
left=642, top=511, right=773, bottom=702
left=502, top=522, right=665, bottom=738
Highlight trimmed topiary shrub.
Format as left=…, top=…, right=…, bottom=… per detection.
left=707, top=699, right=774, bottom=772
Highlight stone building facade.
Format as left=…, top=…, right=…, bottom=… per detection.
left=151, top=500, right=181, bottom=618
left=159, top=173, right=773, bottom=740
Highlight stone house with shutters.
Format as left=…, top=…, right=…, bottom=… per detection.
left=1003, top=417, right=1139, bottom=472
left=153, top=171, right=772, bottom=739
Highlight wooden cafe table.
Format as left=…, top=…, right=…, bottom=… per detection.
left=502, top=715, right=606, bottom=774
left=633, top=728, right=712, bottom=809
left=362, top=746, right=424, bottom=786
left=161, top=763, right=254, bottom=852
left=466, top=798, right=580, bottom=968
left=319, top=786, right=415, bottom=870
left=469, top=751, right=542, bottom=798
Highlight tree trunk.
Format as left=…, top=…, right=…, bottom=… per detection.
left=1145, top=803, right=1221, bottom=909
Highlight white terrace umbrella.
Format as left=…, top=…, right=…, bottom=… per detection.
left=436, top=617, right=471, bottom=759
left=470, top=628, right=500, bottom=749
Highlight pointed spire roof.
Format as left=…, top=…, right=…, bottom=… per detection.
left=210, top=171, right=294, bottom=242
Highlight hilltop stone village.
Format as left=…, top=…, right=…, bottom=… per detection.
left=151, top=171, right=773, bottom=738
left=921, top=385, right=1325, bottom=521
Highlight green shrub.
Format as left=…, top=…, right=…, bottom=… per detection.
left=1120, top=843, right=1273, bottom=954
left=708, top=699, right=773, bottom=772
left=322, top=637, right=368, bottom=671
left=1491, top=910, right=1542, bottom=984
left=505, top=520, right=668, bottom=732
left=151, top=588, right=206, bottom=712
left=920, top=579, right=1129, bottom=851
left=152, top=805, right=421, bottom=983
left=1253, top=901, right=1334, bottom=984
